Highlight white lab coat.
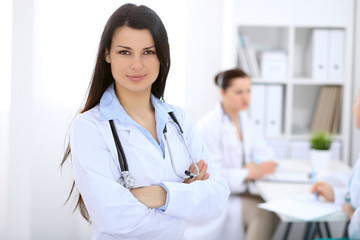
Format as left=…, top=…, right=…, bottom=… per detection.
left=348, top=156, right=360, bottom=239
left=70, top=85, right=229, bottom=240
left=330, top=154, right=360, bottom=239
left=184, top=104, right=273, bottom=240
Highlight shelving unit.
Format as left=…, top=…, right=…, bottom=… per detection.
left=223, top=0, right=354, bottom=162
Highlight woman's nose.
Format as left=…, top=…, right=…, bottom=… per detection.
left=130, top=56, right=144, bottom=70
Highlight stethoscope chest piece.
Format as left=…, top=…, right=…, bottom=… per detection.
left=117, top=171, right=135, bottom=189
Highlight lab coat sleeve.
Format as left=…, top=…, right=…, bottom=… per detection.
left=70, top=114, right=184, bottom=238
left=197, top=114, right=249, bottom=193
left=349, top=208, right=360, bottom=239
left=161, top=108, right=230, bottom=222
left=333, top=186, right=348, bottom=206
left=349, top=159, right=360, bottom=239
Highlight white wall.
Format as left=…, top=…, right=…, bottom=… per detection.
left=185, top=0, right=225, bottom=123
left=6, top=0, right=34, bottom=239
left=0, top=0, right=12, bottom=238
left=352, top=0, right=360, bottom=165
left=0, top=111, right=9, bottom=240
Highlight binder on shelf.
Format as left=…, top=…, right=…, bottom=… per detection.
left=265, top=85, right=283, bottom=136
left=249, top=84, right=266, bottom=134
left=238, top=34, right=260, bottom=77
left=311, top=29, right=329, bottom=80
left=311, top=86, right=342, bottom=134
left=331, top=88, right=342, bottom=133
left=242, top=35, right=261, bottom=77
left=238, top=35, right=251, bottom=75
left=328, top=29, right=345, bottom=81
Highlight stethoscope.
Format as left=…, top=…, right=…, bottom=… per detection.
left=109, top=112, right=200, bottom=189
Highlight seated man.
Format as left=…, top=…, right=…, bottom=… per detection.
left=311, top=91, right=360, bottom=239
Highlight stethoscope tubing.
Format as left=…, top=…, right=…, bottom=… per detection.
left=109, top=112, right=200, bottom=188
left=109, top=119, right=129, bottom=171
left=163, top=121, right=200, bottom=179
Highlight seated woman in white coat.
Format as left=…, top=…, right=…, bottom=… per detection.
left=186, top=69, right=279, bottom=240
left=311, top=90, right=360, bottom=239
left=60, top=4, right=229, bottom=240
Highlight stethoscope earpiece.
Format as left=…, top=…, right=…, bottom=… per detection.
left=185, top=170, right=194, bottom=179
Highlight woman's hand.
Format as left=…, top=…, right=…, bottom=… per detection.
left=310, top=181, right=335, bottom=202
left=342, top=203, right=355, bottom=219
left=183, top=160, right=210, bottom=184
left=130, top=185, right=167, bottom=208
left=259, top=161, right=277, bottom=175
left=244, top=162, right=262, bottom=181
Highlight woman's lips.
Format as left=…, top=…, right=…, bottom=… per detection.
left=127, top=75, right=145, bottom=82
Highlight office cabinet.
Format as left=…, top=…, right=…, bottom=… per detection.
left=223, top=0, right=354, bottom=162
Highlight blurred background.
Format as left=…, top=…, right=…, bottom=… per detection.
left=1, top=0, right=360, bottom=239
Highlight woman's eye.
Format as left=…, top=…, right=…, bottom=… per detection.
left=118, top=50, right=130, bottom=55
left=144, top=50, right=156, bottom=55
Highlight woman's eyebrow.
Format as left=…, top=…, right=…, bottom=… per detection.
left=115, top=45, right=131, bottom=49
left=143, top=45, right=155, bottom=50
left=114, top=45, right=155, bottom=50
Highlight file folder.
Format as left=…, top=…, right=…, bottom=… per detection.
left=328, top=29, right=345, bottom=81
left=311, top=29, right=329, bottom=80
left=265, top=85, right=283, bottom=136
left=249, top=84, right=266, bottom=134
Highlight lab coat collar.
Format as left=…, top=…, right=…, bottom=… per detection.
left=217, top=103, right=239, bottom=123
left=99, top=83, right=175, bottom=122
left=216, top=102, right=249, bottom=153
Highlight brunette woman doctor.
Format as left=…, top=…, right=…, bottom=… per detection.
left=185, top=69, right=279, bottom=240
left=60, top=4, right=229, bottom=240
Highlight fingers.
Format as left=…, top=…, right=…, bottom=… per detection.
left=183, top=160, right=209, bottom=184
left=311, top=182, right=321, bottom=193
left=196, top=160, right=208, bottom=180
left=261, top=161, right=277, bottom=174
left=311, top=181, right=326, bottom=193
left=310, top=182, right=334, bottom=202
left=188, top=162, right=195, bottom=174
left=244, top=163, right=261, bottom=180
left=203, top=173, right=210, bottom=180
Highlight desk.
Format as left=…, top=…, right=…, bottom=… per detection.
left=255, top=159, right=352, bottom=239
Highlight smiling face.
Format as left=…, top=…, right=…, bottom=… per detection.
left=105, top=26, right=160, bottom=96
left=221, top=77, right=251, bottom=112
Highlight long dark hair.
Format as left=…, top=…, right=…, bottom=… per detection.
left=214, top=68, right=249, bottom=90
left=60, top=3, right=171, bottom=222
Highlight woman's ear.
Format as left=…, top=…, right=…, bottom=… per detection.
left=105, top=49, right=111, bottom=63
left=220, top=88, right=226, bottom=98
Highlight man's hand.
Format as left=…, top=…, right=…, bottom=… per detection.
left=183, top=160, right=210, bottom=184
left=310, top=181, right=335, bottom=202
